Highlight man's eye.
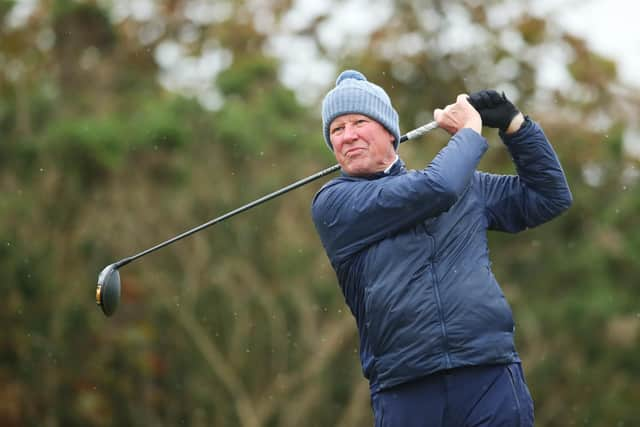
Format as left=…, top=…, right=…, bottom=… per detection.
left=331, top=126, right=344, bottom=134
left=356, top=119, right=368, bottom=125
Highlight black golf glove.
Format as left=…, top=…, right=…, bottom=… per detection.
left=468, top=90, right=519, bottom=132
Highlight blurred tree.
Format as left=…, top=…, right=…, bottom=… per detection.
left=0, top=0, right=638, bottom=426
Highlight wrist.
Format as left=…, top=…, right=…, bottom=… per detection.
left=504, top=112, right=524, bottom=134
left=462, top=121, right=482, bottom=136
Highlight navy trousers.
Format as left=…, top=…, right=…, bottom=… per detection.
left=371, top=363, right=534, bottom=427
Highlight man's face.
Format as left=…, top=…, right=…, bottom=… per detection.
left=329, top=114, right=396, bottom=176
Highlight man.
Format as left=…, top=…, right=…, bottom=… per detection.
left=311, top=70, right=572, bottom=426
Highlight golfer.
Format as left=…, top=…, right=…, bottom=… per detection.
left=311, top=70, right=572, bottom=426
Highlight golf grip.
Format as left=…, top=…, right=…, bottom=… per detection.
left=114, top=121, right=440, bottom=268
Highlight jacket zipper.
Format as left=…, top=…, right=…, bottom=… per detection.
left=427, top=232, right=451, bottom=368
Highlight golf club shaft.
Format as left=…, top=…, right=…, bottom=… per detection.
left=114, top=121, right=439, bottom=269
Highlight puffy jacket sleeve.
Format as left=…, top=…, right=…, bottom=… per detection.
left=312, top=128, right=488, bottom=267
left=479, top=117, right=573, bottom=232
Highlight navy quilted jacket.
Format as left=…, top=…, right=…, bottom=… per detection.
left=311, top=119, right=572, bottom=393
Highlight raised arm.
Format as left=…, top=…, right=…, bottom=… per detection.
left=468, top=90, right=572, bottom=232
left=313, top=133, right=487, bottom=266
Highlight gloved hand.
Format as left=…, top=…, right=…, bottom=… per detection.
left=467, top=90, right=519, bottom=132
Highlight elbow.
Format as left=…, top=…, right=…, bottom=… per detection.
left=527, top=189, right=573, bottom=228
left=563, top=190, right=573, bottom=211
left=541, top=189, right=572, bottom=223
left=556, top=187, right=573, bottom=214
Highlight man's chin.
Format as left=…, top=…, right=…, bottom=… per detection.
left=343, top=163, right=375, bottom=177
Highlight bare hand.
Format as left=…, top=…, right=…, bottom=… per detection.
left=434, top=94, right=482, bottom=135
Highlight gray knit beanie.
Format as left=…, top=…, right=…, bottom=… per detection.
left=322, top=70, right=400, bottom=151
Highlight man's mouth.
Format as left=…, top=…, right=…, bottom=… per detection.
left=345, top=147, right=366, bottom=156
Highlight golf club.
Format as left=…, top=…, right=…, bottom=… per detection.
left=96, top=120, right=440, bottom=316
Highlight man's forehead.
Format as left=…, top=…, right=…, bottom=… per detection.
left=330, top=114, right=370, bottom=127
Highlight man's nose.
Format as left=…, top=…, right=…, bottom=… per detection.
left=343, top=124, right=359, bottom=141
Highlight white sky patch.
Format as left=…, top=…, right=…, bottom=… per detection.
left=623, top=127, right=640, bottom=159
left=265, top=0, right=393, bottom=103
left=253, top=8, right=276, bottom=34
left=155, top=39, right=232, bottom=110
left=184, top=0, right=233, bottom=25
left=280, top=0, right=332, bottom=32
left=621, top=164, right=639, bottom=185
left=495, top=57, right=520, bottom=81
left=154, top=40, right=185, bottom=69
left=486, top=0, right=526, bottom=28
left=582, top=162, right=604, bottom=187
left=436, top=3, right=490, bottom=53
left=316, top=0, right=393, bottom=52
left=109, top=0, right=157, bottom=22
left=4, top=0, right=38, bottom=29
left=534, top=43, right=574, bottom=90
left=264, top=35, right=335, bottom=105
left=531, top=0, right=640, bottom=88
left=416, top=8, right=441, bottom=33
left=394, top=32, right=426, bottom=57
left=499, top=28, right=526, bottom=55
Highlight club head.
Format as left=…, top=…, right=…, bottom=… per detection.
left=96, top=264, right=121, bottom=317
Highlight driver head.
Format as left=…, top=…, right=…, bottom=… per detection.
left=96, top=264, right=121, bottom=316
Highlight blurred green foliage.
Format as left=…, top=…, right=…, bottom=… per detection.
left=1, top=1, right=639, bottom=426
